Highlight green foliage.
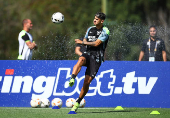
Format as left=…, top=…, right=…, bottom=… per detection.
left=0, top=0, right=170, bottom=60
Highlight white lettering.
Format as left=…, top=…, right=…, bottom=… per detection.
left=97, top=69, right=116, bottom=96
left=0, top=69, right=158, bottom=97
left=53, top=68, right=77, bottom=96
left=138, top=77, right=158, bottom=94
left=1, top=76, right=13, bottom=93
left=114, top=87, right=122, bottom=94
left=122, top=71, right=137, bottom=94
left=11, top=76, right=33, bottom=93
left=32, top=76, right=55, bottom=99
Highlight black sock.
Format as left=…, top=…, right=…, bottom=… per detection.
left=76, top=97, right=83, bottom=104
left=71, top=74, right=76, bottom=79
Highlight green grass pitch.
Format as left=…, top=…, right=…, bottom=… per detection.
left=0, top=107, right=170, bottom=118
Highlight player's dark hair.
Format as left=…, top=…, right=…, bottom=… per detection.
left=95, top=12, right=106, bottom=20
left=149, top=25, right=157, bottom=31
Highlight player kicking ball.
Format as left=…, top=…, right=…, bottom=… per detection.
left=69, top=12, right=110, bottom=113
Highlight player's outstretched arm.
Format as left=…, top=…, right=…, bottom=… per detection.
left=75, top=39, right=102, bottom=47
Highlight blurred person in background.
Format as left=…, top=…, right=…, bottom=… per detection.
left=18, top=19, right=37, bottom=60
left=75, top=37, right=87, bottom=56
left=138, top=25, right=166, bottom=62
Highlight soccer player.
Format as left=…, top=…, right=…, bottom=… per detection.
left=138, top=25, right=167, bottom=61
left=69, top=12, right=110, bottom=112
left=18, top=19, right=37, bottom=60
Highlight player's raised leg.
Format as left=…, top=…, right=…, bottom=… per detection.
left=69, top=56, right=86, bottom=87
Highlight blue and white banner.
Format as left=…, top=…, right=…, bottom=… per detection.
left=0, top=60, right=170, bottom=108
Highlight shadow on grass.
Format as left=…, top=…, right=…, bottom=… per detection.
left=78, top=110, right=138, bottom=114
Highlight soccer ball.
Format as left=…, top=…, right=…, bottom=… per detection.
left=79, top=98, right=86, bottom=108
left=30, top=99, right=41, bottom=108
left=66, top=98, right=76, bottom=108
left=40, top=98, right=50, bottom=108
left=51, top=98, right=63, bottom=108
left=51, top=12, right=64, bottom=24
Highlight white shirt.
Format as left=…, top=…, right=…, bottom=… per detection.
left=18, top=30, right=33, bottom=60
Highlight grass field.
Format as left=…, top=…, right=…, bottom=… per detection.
left=0, top=107, right=169, bottom=118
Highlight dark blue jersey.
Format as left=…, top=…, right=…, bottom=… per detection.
left=84, top=26, right=109, bottom=62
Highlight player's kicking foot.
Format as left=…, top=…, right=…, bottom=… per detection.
left=71, top=102, right=79, bottom=112
left=69, top=78, right=75, bottom=87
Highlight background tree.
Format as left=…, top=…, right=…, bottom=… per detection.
left=0, top=0, right=169, bottom=61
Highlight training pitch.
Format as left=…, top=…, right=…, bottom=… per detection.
left=0, top=107, right=169, bottom=118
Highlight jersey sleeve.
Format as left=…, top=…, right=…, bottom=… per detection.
left=22, top=33, right=30, bottom=42
left=98, top=27, right=109, bottom=42
left=84, top=27, right=92, bottom=39
left=141, top=40, right=146, bottom=52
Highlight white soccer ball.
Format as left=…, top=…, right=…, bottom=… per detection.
left=51, top=98, right=63, bottom=108
left=66, top=98, right=76, bottom=108
left=30, top=99, right=41, bottom=108
left=40, top=98, right=50, bottom=108
left=79, top=98, right=86, bottom=108
left=51, top=12, right=64, bottom=24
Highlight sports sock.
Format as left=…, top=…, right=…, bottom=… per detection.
left=76, top=97, right=83, bottom=104
left=71, top=74, right=76, bottom=79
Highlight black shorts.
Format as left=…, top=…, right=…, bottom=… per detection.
left=81, top=53, right=101, bottom=79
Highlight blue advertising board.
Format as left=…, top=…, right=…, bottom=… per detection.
left=0, top=60, right=170, bottom=108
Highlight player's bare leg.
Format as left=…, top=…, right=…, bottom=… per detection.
left=69, top=56, right=86, bottom=87
left=79, top=75, right=93, bottom=98
left=72, top=56, right=86, bottom=75
left=71, top=75, right=93, bottom=112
